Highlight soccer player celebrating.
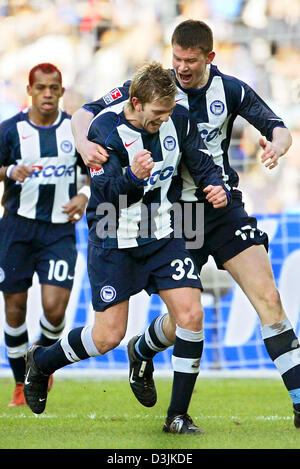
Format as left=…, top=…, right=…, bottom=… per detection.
left=0, top=63, right=89, bottom=407
left=70, top=21, right=300, bottom=430
left=23, top=62, right=229, bottom=434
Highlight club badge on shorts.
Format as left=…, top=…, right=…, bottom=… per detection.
left=100, top=285, right=116, bottom=302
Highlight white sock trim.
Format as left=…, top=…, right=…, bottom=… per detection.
left=145, top=328, right=166, bottom=352
left=172, top=356, right=201, bottom=373
left=81, top=325, right=100, bottom=357
left=176, top=325, right=204, bottom=342
left=274, top=349, right=300, bottom=376
left=40, top=315, right=66, bottom=340
left=154, top=314, right=173, bottom=347
left=261, top=318, right=292, bottom=340
left=6, top=343, right=28, bottom=358
left=60, top=334, right=80, bottom=363
left=4, top=321, right=27, bottom=336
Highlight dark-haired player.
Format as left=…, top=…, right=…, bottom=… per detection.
left=70, top=21, right=300, bottom=430
left=0, top=63, right=89, bottom=406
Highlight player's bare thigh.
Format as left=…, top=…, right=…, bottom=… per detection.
left=92, top=300, right=129, bottom=354
left=159, top=287, right=204, bottom=333
left=223, top=244, right=286, bottom=325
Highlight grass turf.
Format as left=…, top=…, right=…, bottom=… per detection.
left=0, top=377, right=300, bottom=449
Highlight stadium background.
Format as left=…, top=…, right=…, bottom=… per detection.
left=0, top=0, right=300, bottom=377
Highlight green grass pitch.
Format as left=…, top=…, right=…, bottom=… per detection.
left=1, top=377, right=300, bottom=449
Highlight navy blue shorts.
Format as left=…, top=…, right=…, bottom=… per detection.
left=0, top=212, right=77, bottom=293
left=87, top=236, right=202, bottom=311
left=182, top=199, right=269, bottom=272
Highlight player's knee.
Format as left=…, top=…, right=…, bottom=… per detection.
left=93, top=331, right=124, bottom=355
left=176, top=303, right=204, bottom=331
left=261, top=287, right=285, bottom=322
left=43, top=298, right=68, bottom=327
left=44, top=309, right=66, bottom=328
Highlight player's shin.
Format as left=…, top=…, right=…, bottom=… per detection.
left=4, top=321, right=28, bottom=383
left=167, top=326, right=204, bottom=418
left=135, top=313, right=173, bottom=360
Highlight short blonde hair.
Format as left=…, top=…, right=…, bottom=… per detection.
left=129, top=61, right=176, bottom=109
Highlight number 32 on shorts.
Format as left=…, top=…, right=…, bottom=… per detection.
left=171, top=257, right=200, bottom=280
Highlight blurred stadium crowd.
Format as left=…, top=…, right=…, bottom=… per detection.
left=0, top=0, right=299, bottom=214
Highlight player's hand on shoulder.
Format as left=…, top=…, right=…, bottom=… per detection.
left=130, top=150, right=154, bottom=179
left=9, top=164, right=34, bottom=182
left=78, top=140, right=108, bottom=169
left=203, top=185, right=228, bottom=208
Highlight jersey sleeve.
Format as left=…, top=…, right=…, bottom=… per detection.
left=0, top=120, right=14, bottom=166
left=237, top=81, right=286, bottom=141
left=87, top=116, right=144, bottom=206
left=82, top=82, right=130, bottom=116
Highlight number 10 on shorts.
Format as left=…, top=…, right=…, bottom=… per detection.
left=48, top=259, right=72, bottom=282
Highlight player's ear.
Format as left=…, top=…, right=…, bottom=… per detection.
left=132, top=97, right=142, bottom=112
left=26, top=84, right=32, bottom=97
left=206, top=51, right=215, bottom=65
left=60, top=86, right=65, bottom=98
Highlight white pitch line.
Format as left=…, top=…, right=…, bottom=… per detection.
left=0, top=413, right=293, bottom=421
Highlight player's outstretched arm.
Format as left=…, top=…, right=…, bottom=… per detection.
left=71, top=108, right=108, bottom=168
left=260, top=127, right=292, bottom=170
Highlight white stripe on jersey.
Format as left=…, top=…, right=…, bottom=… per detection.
left=204, top=76, right=228, bottom=156
left=174, top=90, right=189, bottom=109
left=177, top=75, right=231, bottom=201
left=240, top=84, right=245, bottom=103
left=154, top=119, right=179, bottom=239
left=17, top=121, right=41, bottom=218
left=198, top=76, right=231, bottom=189
left=116, top=124, right=144, bottom=248
left=17, top=120, right=41, bottom=163
left=52, top=119, right=77, bottom=223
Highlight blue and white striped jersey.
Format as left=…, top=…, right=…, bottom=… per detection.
left=86, top=101, right=226, bottom=249
left=83, top=64, right=286, bottom=203
left=0, top=108, right=86, bottom=223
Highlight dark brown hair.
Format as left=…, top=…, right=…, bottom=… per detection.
left=171, top=20, right=213, bottom=54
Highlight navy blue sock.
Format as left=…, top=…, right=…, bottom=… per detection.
left=262, top=318, right=300, bottom=411
left=4, top=322, right=28, bottom=383
left=167, top=327, right=203, bottom=418
left=34, top=326, right=100, bottom=375
left=135, top=314, right=173, bottom=361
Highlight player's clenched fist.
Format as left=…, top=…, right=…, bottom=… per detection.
left=10, top=164, right=34, bottom=182
left=130, top=150, right=154, bottom=179
left=203, top=185, right=228, bottom=208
